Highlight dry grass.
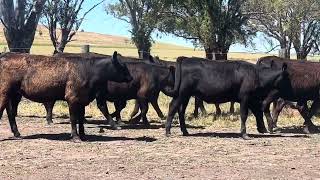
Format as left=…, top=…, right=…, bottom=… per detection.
left=1, top=25, right=320, bottom=128
left=16, top=92, right=319, bottom=132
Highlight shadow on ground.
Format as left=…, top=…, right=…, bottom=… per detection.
left=0, top=133, right=157, bottom=142
left=275, top=125, right=320, bottom=134
left=188, top=132, right=310, bottom=139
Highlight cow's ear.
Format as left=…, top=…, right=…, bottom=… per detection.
left=282, top=63, right=288, bottom=71
left=149, top=55, right=155, bottom=63
left=169, top=66, right=175, bottom=74
left=112, top=51, right=120, bottom=64
left=270, top=60, right=275, bottom=68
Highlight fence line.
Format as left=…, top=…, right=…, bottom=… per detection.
left=1, top=45, right=319, bottom=61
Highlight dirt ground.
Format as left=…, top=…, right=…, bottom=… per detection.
left=0, top=113, right=320, bottom=180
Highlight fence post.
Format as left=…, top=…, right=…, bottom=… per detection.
left=81, top=45, right=90, bottom=53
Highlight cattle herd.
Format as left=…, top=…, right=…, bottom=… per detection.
left=0, top=51, right=319, bottom=142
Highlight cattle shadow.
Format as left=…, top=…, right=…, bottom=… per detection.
left=95, top=122, right=205, bottom=130
left=18, top=115, right=93, bottom=120
left=187, top=112, right=242, bottom=121
left=188, top=132, right=309, bottom=139
left=1, top=133, right=157, bottom=142
left=275, top=125, right=320, bottom=134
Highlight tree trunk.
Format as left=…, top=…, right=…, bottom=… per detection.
left=138, top=49, right=150, bottom=59
left=205, top=47, right=214, bottom=60
left=213, top=47, right=228, bottom=60
left=279, top=42, right=291, bottom=59
left=4, top=29, right=35, bottom=53
left=295, top=49, right=307, bottom=61
left=0, top=0, right=45, bottom=53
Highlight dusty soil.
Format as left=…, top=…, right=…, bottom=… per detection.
left=0, top=115, right=320, bottom=180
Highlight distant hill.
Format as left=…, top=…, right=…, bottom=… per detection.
left=0, top=25, right=191, bottom=50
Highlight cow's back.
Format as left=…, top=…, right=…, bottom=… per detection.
left=258, top=56, right=320, bottom=99
left=178, top=58, right=258, bottom=103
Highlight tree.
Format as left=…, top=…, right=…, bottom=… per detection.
left=43, top=0, right=104, bottom=53
left=106, top=0, right=167, bottom=59
left=246, top=0, right=293, bottom=58
left=246, top=0, right=320, bottom=60
left=159, top=0, right=252, bottom=60
left=0, top=0, right=46, bottom=53
left=288, top=0, right=320, bottom=60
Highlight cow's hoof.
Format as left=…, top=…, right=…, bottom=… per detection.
left=111, top=125, right=121, bottom=130
left=116, top=121, right=126, bottom=126
left=14, top=132, right=21, bottom=138
left=46, top=121, right=54, bottom=125
left=257, top=127, right=268, bottom=134
left=160, top=116, right=166, bottom=120
left=143, top=122, right=151, bottom=128
left=241, top=134, right=251, bottom=140
left=303, top=126, right=311, bottom=134
left=99, top=128, right=105, bottom=133
left=71, top=136, right=82, bottom=143
left=182, top=132, right=189, bottom=136
left=165, top=132, right=171, bottom=137
left=304, top=125, right=319, bottom=134
left=273, top=126, right=280, bottom=132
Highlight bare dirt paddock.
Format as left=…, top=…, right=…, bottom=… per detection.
left=0, top=113, right=320, bottom=180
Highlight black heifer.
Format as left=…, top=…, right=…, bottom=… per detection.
left=0, top=52, right=132, bottom=141
left=106, top=61, right=175, bottom=126
left=257, top=56, right=320, bottom=133
left=165, top=57, right=288, bottom=139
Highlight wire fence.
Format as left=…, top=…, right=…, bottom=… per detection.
left=1, top=45, right=320, bottom=61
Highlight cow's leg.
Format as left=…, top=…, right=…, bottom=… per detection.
left=240, top=97, right=250, bottom=140
left=271, top=99, right=286, bottom=130
left=193, top=97, right=200, bottom=118
left=262, top=91, right=280, bottom=133
left=229, top=101, right=235, bottom=114
left=199, top=100, right=207, bottom=116
left=151, top=100, right=165, bottom=120
left=96, top=96, right=120, bottom=130
left=78, top=105, right=86, bottom=140
left=302, top=99, right=320, bottom=133
left=11, top=94, right=22, bottom=117
left=114, top=100, right=126, bottom=125
left=0, top=95, right=8, bottom=121
left=129, top=100, right=140, bottom=119
left=6, top=99, right=21, bottom=138
left=294, top=101, right=312, bottom=133
left=165, top=97, right=183, bottom=137
left=194, top=97, right=207, bottom=118
left=43, top=101, right=55, bottom=125
left=178, top=98, right=190, bottom=136
left=138, top=99, right=150, bottom=127
left=215, top=103, right=222, bottom=116
left=249, top=101, right=267, bottom=134
left=68, top=103, right=81, bottom=142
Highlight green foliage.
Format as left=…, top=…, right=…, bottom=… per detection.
left=106, top=0, right=169, bottom=57
left=159, top=0, right=253, bottom=59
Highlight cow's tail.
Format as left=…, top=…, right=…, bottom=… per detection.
left=166, top=56, right=183, bottom=97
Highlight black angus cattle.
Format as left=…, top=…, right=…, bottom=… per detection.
left=30, top=53, right=174, bottom=127
left=165, top=56, right=288, bottom=139
left=0, top=52, right=132, bottom=141
left=10, top=53, right=160, bottom=129
left=127, top=57, right=176, bottom=120
left=106, top=61, right=175, bottom=126
left=257, top=56, right=320, bottom=133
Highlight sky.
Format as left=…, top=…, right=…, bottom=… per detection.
left=79, top=1, right=274, bottom=53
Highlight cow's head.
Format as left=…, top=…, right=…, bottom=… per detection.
left=257, top=61, right=289, bottom=91
left=108, top=51, right=133, bottom=83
